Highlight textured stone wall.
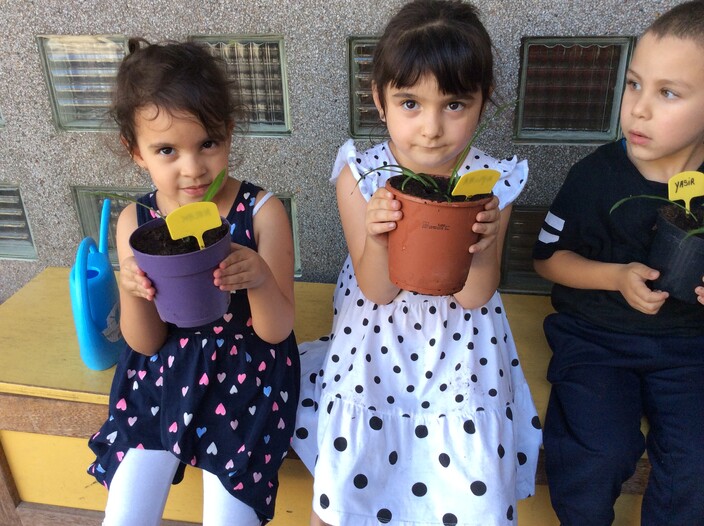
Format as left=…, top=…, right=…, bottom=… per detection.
left=0, top=0, right=679, bottom=301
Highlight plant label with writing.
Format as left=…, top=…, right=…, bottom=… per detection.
left=668, top=170, right=704, bottom=212
left=166, top=201, right=222, bottom=249
left=451, top=169, right=500, bottom=198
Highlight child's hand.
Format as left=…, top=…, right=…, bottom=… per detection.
left=366, top=188, right=402, bottom=242
left=696, top=277, right=704, bottom=306
left=469, top=195, right=500, bottom=254
left=213, top=243, right=273, bottom=291
left=118, top=256, right=155, bottom=301
left=618, top=262, right=668, bottom=314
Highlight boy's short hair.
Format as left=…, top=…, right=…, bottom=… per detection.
left=647, top=0, right=704, bottom=46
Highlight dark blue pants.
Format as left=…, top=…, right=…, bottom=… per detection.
left=543, top=313, right=704, bottom=526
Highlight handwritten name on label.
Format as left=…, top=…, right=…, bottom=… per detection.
left=668, top=171, right=704, bottom=211
left=675, top=178, right=696, bottom=190
left=166, top=201, right=221, bottom=248
left=451, top=169, right=500, bottom=197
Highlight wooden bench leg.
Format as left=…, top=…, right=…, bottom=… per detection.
left=1, top=435, right=198, bottom=526
left=0, top=439, right=21, bottom=526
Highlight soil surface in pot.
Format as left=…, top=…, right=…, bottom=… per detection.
left=659, top=204, right=704, bottom=238
left=388, top=174, right=491, bottom=203
left=132, top=223, right=229, bottom=256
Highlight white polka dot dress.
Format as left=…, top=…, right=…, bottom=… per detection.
left=292, top=140, right=542, bottom=526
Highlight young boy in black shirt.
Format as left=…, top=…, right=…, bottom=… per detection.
left=533, top=2, right=704, bottom=524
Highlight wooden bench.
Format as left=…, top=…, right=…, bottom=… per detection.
left=0, top=269, right=328, bottom=526
left=0, top=267, right=649, bottom=525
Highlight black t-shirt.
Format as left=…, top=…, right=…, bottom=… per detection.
left=533, top=140, right=704, bottom=336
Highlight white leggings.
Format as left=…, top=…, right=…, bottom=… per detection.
left=103, top=448, right=261, bottom=526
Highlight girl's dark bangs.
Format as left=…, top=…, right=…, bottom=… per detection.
left=153, top=86, right=230, bottom=141
left=388, top=34, right=483, bottom=95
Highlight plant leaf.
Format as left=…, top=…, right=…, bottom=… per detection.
left=684, top=226, right=704, bottom=239
left=202, top=168, right=227, bottom=202
left=89, top=191, right=164, bottom=218
left=609, top=194, right=695, bottom=221
left=449, top=98, right=516, bottom=188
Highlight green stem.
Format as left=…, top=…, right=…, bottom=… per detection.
left=448, top=99, right=516, bottom=192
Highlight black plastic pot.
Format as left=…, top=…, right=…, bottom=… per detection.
left=647, top=212, right=704, bottom=304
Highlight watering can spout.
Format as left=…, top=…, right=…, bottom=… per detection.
left=69, top=199, right=124, bottom=370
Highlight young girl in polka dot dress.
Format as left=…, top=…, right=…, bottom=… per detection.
left=292, top=1, right=541, bottom=524
left=87, top=39, right=299, bottom=526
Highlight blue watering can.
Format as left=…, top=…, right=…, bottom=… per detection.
left=69, top=198, right=124, bottom=370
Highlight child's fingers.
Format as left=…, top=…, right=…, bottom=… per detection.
left=483, top=195, right=500, bottom=211
left=374, top=188, right=397, bottom=201
left=370, top=191, right=401, bottom=212
left=366, top=207, right=401, bottom=234
left=136, top=277, right=156, bottom=301
left=366, top=192, right=402, bottom=235
left=368, top=221, right=397, bottom=235
left=474, top=208, right=500, bottom=226
left=472, top=218, right=498, bottom=238
left=122, top=273, right=155, bottom=300
left=694, top=283, right=704, bottom=305
left=216, top=243, right=245, bottom=268
left=469, top=237, right=493, bottom=254
left=634, top=289, right=668, bottom=315
left=369, top=206, right=402, bottom=224
left=118, top=258, right=155, bottom=300
left=474, top=196, right=500, bottom=225
left=622, top=263, right=667, bottom=314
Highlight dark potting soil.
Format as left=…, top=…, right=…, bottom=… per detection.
left=388, top=174, right=491, bottom=203
left=131, top=222, right=229, bottom=256
left=659, top=204, right=704, bottom=238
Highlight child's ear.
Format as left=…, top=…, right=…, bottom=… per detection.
left=372, top=82, right=386, bottom=122
left=122, top=136, right=148, bottom=169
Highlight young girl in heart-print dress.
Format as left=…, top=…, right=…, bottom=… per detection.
left=87, top=38, right=299, bottom=526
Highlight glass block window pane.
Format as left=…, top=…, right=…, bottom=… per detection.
left=72, top=186, right=147, bottom=266
left=37, top=35, right=125, bottom=132
left=0, top=185, right=37, bottom=260
left=515, top=37, right=634, bottom=144
left=348, top=37, right=384, bottom=138
left=192, top=36, right=290, bottom=136
left=72, top=187, right=300, bottom=276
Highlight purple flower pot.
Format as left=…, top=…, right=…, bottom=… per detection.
left=648, top=213, right=704, bottom=304
left=130, top=218, right=232, bottom=327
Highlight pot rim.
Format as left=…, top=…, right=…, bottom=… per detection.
left=385, top=174, right=493, bottom=208
left=129, top=216, right=231, bottom=258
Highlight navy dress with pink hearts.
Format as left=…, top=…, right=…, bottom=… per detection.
left=88, top=181, right=300, bottom=522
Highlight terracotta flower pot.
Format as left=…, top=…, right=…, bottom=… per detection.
left=129, top=217, right=232, bottom=327
left=647, top=211, right=704, bottom=304
left=385, top=175, right=492, bottom=296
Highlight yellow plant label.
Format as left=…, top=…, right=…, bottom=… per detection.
left=668, top=170, right=704, bottom=212
left=451, top=168, right=500, bottom=198
left=166, top=201, right=222, bottom=249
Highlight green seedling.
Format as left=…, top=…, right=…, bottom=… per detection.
left=94, top=168, right=228, bottom=248
left=364, top=100, right=514, bottom=201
